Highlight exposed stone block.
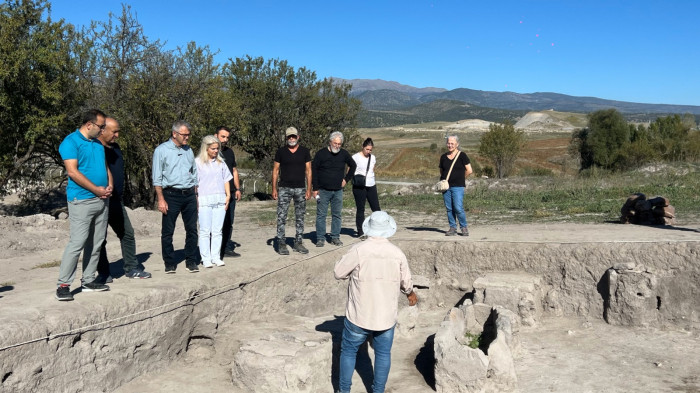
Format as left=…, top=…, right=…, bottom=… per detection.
left=434, top=304, right=519, bottom=393
left=472, top=272, right=544, bottom=327
left=605, top=266, right=660, bottom=327
left=231, top=331, right=332, bottom=392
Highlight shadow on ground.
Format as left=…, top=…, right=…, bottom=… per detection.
left=316, top=316, right=375, bottom=393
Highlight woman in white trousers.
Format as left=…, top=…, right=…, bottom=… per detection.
left=196, top=135, right=232, bottom=267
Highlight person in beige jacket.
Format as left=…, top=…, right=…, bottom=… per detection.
left=334, top=211, right=418, bottom=393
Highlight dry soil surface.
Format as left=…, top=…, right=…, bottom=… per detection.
left=1, top=197, right=699, bottom=392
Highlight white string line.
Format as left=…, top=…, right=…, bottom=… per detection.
left=0, top=242, right=353, bottom=352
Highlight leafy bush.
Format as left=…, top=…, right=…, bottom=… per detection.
left=478, top=122, right=525, bottom=178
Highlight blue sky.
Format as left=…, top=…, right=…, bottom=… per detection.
left=49, top=1, right=699, bottom=106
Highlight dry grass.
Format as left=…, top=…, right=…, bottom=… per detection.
left=31, top=260, right=61, bottom=269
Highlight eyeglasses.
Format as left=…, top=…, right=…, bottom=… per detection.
left=176, top=131, right=191, bottom=138
left=91, top=121, right=106, bottom=130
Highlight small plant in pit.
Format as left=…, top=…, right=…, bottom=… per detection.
left=465, top=331, right=482, bottom=349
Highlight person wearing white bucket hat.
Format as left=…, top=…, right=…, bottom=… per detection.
left=334, top=211, right=418, bottom=393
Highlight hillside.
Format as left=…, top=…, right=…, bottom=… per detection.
left=357, top=99, right=527, bottom=128
left=339, top=79, right=700, bottom=127
left=514, top=110, right=588, bottom=133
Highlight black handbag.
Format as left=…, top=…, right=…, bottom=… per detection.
left=353, top=154, right=371, bottom=187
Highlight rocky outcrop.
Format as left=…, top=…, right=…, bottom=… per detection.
left=605, top=263, right=660, bottom=327
left=472, top=272, right=545, bottom=327
left=231, top=331, right=332, bottom=392
left=434, top=302, right=520, bottom=393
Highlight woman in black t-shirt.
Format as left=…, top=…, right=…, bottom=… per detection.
left=438, top=135, right=473, bottom=236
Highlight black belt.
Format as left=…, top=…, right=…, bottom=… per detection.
left=163, top=186, right=195, bottom=195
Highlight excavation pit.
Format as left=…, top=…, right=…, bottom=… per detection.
left=1, top=217, right=700, bottom=392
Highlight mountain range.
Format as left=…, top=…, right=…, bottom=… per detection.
left=334, top=78, right=700, bottom=128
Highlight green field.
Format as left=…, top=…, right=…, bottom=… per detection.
left=249, top=124, right=700, bottom=228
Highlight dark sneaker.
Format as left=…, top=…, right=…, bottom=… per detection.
left=330, top=238, right=343, bottom=246
left=460, top=227, right=470, bottom=236
left=55, top=285, right=74, bottom=301
left=165, top=265, right=176, bottom=274
left=278, top=243, right=290, bottom=255
left=185, top=263, right=199, bottom=273
left=445, top=227, right=457, bottom=236
left=293, top=241, right=309, bottom=254
left=316, top=240, right=325, bottom=248
left=82, top=281, right=110, bottom=292
left=95, top=274, right=113, bottom=284
left=224, top=249, right=241, bottom=258
left=125, top=268, right=152, bottom=279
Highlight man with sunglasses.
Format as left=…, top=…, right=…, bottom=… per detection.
left=56, top=109, right=113, bottom=301
left=271, top=127, right=312, bottom=255
left=152, top=121, right=200, bottom=274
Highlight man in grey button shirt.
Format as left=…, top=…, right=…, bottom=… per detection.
left=152, top=120, right=200, bottom=273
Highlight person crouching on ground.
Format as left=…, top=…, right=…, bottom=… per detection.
left=195, top=135, right=233, bottom=268
left=334, top=211, right=418, bottom=393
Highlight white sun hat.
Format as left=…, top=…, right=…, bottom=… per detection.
left=362, top=211, right=397, bottom=238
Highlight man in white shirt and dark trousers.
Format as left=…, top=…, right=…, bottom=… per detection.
left=334, top=211, right=418, bottom=393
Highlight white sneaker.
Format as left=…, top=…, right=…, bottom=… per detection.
left=214, top=260, right=225, bottom=267
left=202, top=261, right=214, bottom=268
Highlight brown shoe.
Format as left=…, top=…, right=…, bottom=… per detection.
left=460, top=227, right=470, bottom=236
left=445, top=227, right=457, bottom=236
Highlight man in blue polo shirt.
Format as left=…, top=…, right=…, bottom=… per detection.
left=152, top=120, right=200, bottom=274
left=56, top=109, right=113, bottom=301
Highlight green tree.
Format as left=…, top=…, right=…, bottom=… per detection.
left=0, top=0, right=82, bottom=196
left=586, top=109, right=629, bottom=169
left=648, top=114, right=691, bottom=161
left=478, top=122, right=525, bottom=178
left=221, top=56, right=361, bottom=172
left=77, top=5, right=227, bottom=206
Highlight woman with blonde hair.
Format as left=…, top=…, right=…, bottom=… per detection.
left=196, top=135, right=233, bottom=267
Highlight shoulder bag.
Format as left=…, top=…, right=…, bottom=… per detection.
left=353, top=154, right=371, bottom=187
left=436, top=151, right=460, bottom=192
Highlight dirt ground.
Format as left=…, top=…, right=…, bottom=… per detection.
left=1, top=195, right=700, bottom=392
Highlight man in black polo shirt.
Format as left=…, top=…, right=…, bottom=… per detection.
left=272, top=127, right=312, bottom=255
left=312, top=131, right=356, bottom=247
left=214, top=126, right=242, bottom=259
left=94, top=117, right=151, bottom=281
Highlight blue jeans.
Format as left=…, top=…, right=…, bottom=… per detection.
left=316, top=188, right=343, bottom=241
left=339, top=318, right=395, bottom=393
left=443, top=186, right=467, bottom=229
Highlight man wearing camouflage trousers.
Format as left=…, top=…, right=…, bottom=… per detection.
left=271, top=127, right=312, bottom=255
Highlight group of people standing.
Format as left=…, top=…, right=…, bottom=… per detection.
left=54, top=111, right=473, bottom=392
left=55, top=114, right=242, bottom=300
left=152, top=123, right=241, bottom=274
left=273, top=129, right=381, bottom=254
